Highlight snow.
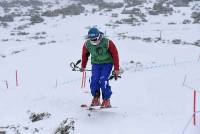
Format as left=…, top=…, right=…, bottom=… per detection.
left=104, top=0, right=124, bottom=3
left=0, top=1, right=200, bottom=134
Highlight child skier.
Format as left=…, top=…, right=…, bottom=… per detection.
left=81, top=27, right=119, bottom=108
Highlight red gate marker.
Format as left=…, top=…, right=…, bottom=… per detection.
left=83, top=71, right=86, bottom=88
left=81, top=71, right=86, bottom=88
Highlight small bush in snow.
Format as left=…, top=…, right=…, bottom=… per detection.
left=15, top=24, right=30, bottom=30
left=2, top=39, right=9, bottom=42
left=122, top=8, right=142, bottom=16
left=171, top=0, right=192, bottom=7
left=11, top=50, right=21, bottom=55
left=38, top=42, right=46, bottom=45
left=122, top=8, right=134, bottom=14
left=0, top=124, right=41, bottom=134
left=121, top=18, right=135, bottom=24
left=42, top=4, right=85, bottom=17
left=48, top=40, right=56, bottom=44
left=30, top=15, right=44, bottom=24
left=73, top=0, right=103, bottom=5
left=120, top=16, right=140, bottom=25
left=29, top=112, right=51, bottom=122
left=74, top=0, right=123, bottom=10
left=17, top=31, right=29, bottom=36
left=0, top=54, right=6, bottom=58
left=191, top=12, right=200, bottom=23
left=168, top=22, right=176, bottom=25
left=149, top=2, right=173, bottom=15
left=124, top=0, right=146, bottom=7
left=30, top=36, right=46, bottom=40
left=42, top=10, right=59, bottom=17
left=59, top=4, right=85, bottom=16
left=191, top=4, right=200, bottom=11
left=36, top=32, right=47, bottom=35
left=194, top=40, right=200, bottom=47
left=54, top=118, right=75, bottom=134
left=172, top=39, right=182, bottom=44
left=111, top=13, right=118, bottom=18
left=182, top=19, right=191, bottom=24
left=0, top=0, right=43, bottom=8
left=0, top=22, right=9, bottom=28
left=0, top=131, right=6, bottom=134
left=0, top=15, right=14, bottom=22
left=98, top=2, right=124, bottom=10
left=122, top=8, right=147, bottom=22
left=143, top=37, right=152, bottom=42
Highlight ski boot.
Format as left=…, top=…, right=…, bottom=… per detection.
left=101, top=99, right=111, bottom=108
left=90, top=91, right=101, bottom=106
left=90, top=97, right=100, bottom=106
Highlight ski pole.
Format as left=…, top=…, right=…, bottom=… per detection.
left=70, top=60, right=91, bottom=71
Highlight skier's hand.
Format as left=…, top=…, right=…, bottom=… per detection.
left=114, top=70, right=119, bottom=80
left=80, top=68, right=85, bottom=72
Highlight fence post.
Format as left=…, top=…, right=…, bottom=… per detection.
left=173, top=57, right=176, bottom=66
left=6, top=80, right=8, bottom=89
left=55, top=79, right=58, bottom=88
left=182, top=75, right=187, bottom=86
left=16, top=70, right=19, bottom=87
left=159, top=30, right=162, bottom=40
left=193, top=90, right=197, bottom=125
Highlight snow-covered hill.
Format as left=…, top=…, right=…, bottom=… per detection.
left=0, top=0, right=200, bottom=134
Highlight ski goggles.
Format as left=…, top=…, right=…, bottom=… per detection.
left=89, top=34, right=101, bottom=42
left=90, top=37, right=99, bottom=42
left=90, top=37, right=101, bottom=45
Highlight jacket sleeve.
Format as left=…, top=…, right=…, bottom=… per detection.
left=108, top=40, right=119, bottom=70
left=81, top=43, right=90, bottom=69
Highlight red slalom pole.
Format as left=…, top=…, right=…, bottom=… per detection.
left=83, top=71, right=86, bottom=88
left=81, top=71, right=85, bottom=88
left=193, top=90, right=196, bottom=125
left=16, top=70, right=19, bottom=87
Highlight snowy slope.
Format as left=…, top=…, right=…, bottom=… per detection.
left=0, top=0, right=200, bottom=134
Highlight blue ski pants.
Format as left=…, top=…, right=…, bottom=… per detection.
left=90, top=63, right=113, bottom=100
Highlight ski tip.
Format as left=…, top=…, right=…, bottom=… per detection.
left=81, top=104, right=88, bottom=108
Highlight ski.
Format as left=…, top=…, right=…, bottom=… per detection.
left=81, top=104, right=117, bottom=111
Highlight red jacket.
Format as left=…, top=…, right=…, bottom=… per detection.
left=81, top=40, right=119, bottom=70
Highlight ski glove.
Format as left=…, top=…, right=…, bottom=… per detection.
left=80, top=68, right=85, bottom=72
left=114, top=70, right=119, bottom=80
